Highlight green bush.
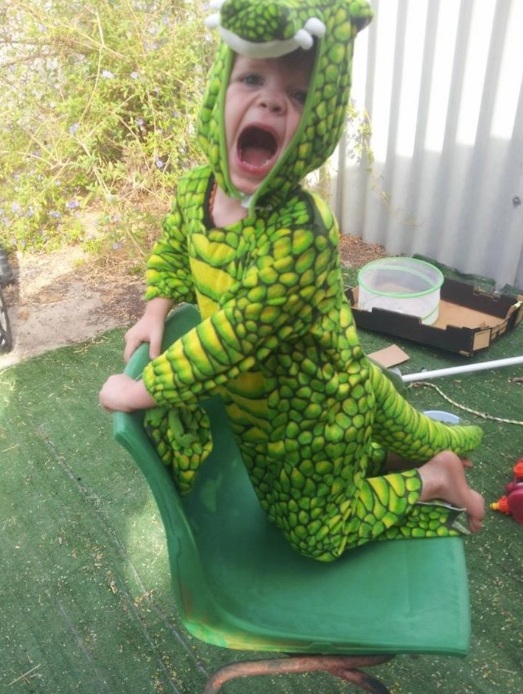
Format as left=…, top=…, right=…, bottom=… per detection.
left=0, top=0, right=215, bottom=252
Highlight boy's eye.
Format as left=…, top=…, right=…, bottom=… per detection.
left=292, top=90, right=308, bottom=105
left=242, top=73, right=263, bottom=86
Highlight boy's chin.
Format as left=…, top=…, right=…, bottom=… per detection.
left=231, top=178, right=264, bottom=198
left=229, top=168, right=269, bottom=198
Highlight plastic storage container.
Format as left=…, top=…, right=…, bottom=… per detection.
left=357, top=257, right=444, bottom=325
left=424, top=410, right=461, bottom=425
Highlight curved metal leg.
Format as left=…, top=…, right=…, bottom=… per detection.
left=0, top=286, right=12, bottom=354
left=0, top=248, right=15, bottom=285
left=203, top=654, right=393, bottom=694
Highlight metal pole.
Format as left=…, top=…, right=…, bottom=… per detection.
left=402, top=355, right=523, bottom=383
left=0, top=248, right=15, bottom=285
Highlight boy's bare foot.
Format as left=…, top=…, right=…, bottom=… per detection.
left=386, top=451, right=474, bottom=472
left=418, top=450, right=484, bottom=532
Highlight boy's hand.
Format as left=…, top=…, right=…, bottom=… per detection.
left=99, top=374, right=156, bottom=413
left=124, top=317, right=165, bottom=362
left=123, top=297, right=174, bottom=362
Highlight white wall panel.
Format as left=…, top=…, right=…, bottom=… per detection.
left=335, top=0, right=523, bottom=290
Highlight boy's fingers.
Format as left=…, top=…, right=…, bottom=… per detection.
left=149, top=327, right=164, bottom=360
left=124, top=337, right=141, bottom=363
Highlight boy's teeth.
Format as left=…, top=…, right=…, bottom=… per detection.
left=239, top=126, right=277, bottom=167
left=241, top=146, right=272, bottom=167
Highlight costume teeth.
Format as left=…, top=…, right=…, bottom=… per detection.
left=205, top=0, right=225, bottom=29
left=294, top=29, right=314, bottom=50
left=287, top=18, right=327, bottom=51
left=205, top=13, right=221, bottom=29
left=305, top=17, right=326, bottom=39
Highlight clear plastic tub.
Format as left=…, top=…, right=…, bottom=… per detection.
left=357, top=257, right=444, bottom=325
left=424, top=410, right=461, bottom=425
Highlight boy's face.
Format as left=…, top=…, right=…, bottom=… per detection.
left=224, top=51, right=314, bottom=196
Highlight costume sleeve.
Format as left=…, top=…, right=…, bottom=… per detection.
left=142, top=223, right=339, bottom=406
left=144, top=196, right=197, bottom=305
left=367, top=360, right=483, bottom=458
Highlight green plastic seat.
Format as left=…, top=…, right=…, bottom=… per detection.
left=113, top=304, right=470, bottom=693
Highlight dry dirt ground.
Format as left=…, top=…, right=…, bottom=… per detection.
left=0, top=235, right=384, bottom=370
left=0, top=247, right=145, bottom=369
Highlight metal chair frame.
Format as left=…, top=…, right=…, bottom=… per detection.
left=0, top=285, right=12, bottom=354
left=203, top=654, right=394, bottom=693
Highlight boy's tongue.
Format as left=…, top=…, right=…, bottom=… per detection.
left=243, top=145, right=272, bottom=167
left=239, top=127, right=277, bottom=168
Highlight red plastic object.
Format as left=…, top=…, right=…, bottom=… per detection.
left=513, top=459, right=523, bottom=481
left=490, top=460, right=523, bottom=524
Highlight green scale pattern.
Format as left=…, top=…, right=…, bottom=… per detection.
left=198, top=0, right=373, bottom=212
left=141, top=0, right=483, bottom=561
left=143, top=167, right=482, bottom=561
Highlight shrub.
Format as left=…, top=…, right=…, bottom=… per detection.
left=0, top=0, right=215, bottom=252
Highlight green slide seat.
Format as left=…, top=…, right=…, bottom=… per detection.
left=113, top=304, right=470, bottom=692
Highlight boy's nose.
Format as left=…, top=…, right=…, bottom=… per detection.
left=258, top=91, right=286, bottom=113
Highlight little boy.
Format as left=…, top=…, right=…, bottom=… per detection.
left=100, top=0, right=484, bottom=561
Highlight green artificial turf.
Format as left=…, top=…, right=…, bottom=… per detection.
left=0, top=316, right=522, bottom=693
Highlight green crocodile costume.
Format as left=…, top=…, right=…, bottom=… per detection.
left=141, top=0, right=483, bottom=561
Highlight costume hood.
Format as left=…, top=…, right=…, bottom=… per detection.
left=197, top=0, right=373, bottom=213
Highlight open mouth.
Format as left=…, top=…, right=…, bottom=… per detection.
left=237, top=126, right=278, bottom=170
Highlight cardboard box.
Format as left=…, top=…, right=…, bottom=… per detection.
left=346, top=277, right=523, bottom=356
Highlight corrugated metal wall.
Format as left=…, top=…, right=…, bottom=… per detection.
left=334, top=0, right=523, bottom=291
